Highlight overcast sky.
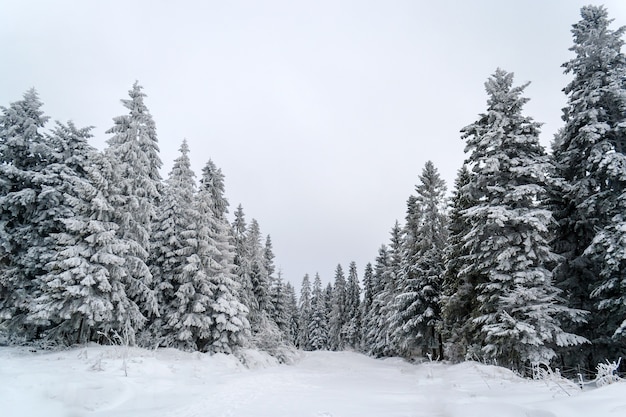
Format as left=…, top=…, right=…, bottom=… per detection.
left=2, top=1, right=626, bottom=287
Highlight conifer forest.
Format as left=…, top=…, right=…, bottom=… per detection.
left=1, top=5, right=625, bottom=377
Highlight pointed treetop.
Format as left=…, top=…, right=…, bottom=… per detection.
left=166, top=139, right=195, bottom=192
left=0, top=88, right=50, bottom=169
left=200, top=159, right=229, bottom=219
left=484, top=68, right=530, bottom=116
left=179, top=138, right=190, bottom=154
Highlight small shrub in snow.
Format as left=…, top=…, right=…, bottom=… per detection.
left=531, top=362, right=579, bottom=397
left=595, top=358, right=622, bottom=387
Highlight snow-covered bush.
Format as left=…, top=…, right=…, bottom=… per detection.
left=530, top=362, right=580, bottom=396
left=595, top=358, right=622, bottom=387
left=249, top=313, right=298, bottom=364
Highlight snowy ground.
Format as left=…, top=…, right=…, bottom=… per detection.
left=0, top=346, right=624, bottom=417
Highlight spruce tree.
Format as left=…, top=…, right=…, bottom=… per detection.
left=440, top=165, right=476, bottom=361
left=269, top=271, right=290, bottom=337
left=461, top=69, right=586, bottom=368
left=375, top=222, right=403, bottom=356
left=328, top=264, right=347, bottom=350
left=360, top=262, right=374, bottom=352
left=263, top=235, right=277, bottom=320
left=553, top=5, right=626, bottom=366
left=0, top=89, right=51, bottom=340
left=366, top=242, right=396, bottom=357
left=28, top=122, right=126, bottom=344
left=246, top=219, right=271, bottom=324
left=284, top=281, right=299, bottom=345
left=148, top=140, right=198, bottom=344
left=147, top=140, right=227, bottom=351
left=197, top=159, right=249, bottom=353
left=297, top=274, right=312, bottom=350
left=344, top=261, right=361, bottom=349
left=104, top=82, right=161, bottom=339
left=391, top=161, right=448, bottom=358
left=232, top=205, right=254, bottom=318
left=45, top=149, right=143, bottom=342
left=309, top=273, right=329, bottom=350
left=323, top=283, right=334, bottom=334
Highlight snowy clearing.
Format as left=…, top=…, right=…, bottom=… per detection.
left=0, top=346, right=624, bottom=417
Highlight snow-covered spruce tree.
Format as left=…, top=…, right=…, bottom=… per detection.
left=364, top=246, right=388, bottom=356
left=103, top=82, right=161, bottom=341
left=391, top=161, right=448, bottom=359
left=328, top=264, right=347, bottom=350
left=0, top=89, right=51, bottom=341
left=232, top=205, right=255, bottom=318
left=297, top=274, right=312, bottom=349
left=309, top=273, right=329, bottom=350
left=552, top=5, right=626, bottom=367
left=343, top=261, right=361, bottom=349
left=147, top=140, right=214, bottom=351
left=263, top=235, right=277, bottom=320
left=359, top=262, right=374, bottom=352
left=27, top=121, right=123, bottom=344
left=461, top=69, right=587, bottom=369
left=246, top=220, right=273, bottom=325
left=440, top=165, right=477, bottom=361
left=230, top=207, right=282, bottom=353
left=323, top=282, right=334, bottom=334
left=197, top=159, right=250, bottom=353
left=231, top=212, right=272, bottom=332
left=366, top=226, right=404, bottom=358
left=147, top=140, right=196, bottom=343
left=244, top=230, right=285, bottom=354
left=35, top=144, right=141, bottom=343
left=269, top=271, right=291, bottom=337
left=284, top=280, right=300, bottom=344
left=376, top=222, right=404, bottom=357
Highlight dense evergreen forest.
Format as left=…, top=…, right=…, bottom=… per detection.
left=1, top=5, right=625, bottom=375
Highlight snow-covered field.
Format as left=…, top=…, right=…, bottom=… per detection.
left=0, top=346, right=624, bottom=417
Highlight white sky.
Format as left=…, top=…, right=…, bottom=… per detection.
left=2, top=0, right=626, bottom=286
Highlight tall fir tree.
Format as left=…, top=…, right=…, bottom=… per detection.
left=269, top=271, right=291, bottom=337
left=309, top=273, right=329, bottom=350
left=360, top=262, right=375, bottom=352
left=232, top=204, right=254, bottom=318
left=263, top=235, right=277, bottom=320
left=27, top=121, right=126, bottom=344
left=148, top=140, right=198, bottom=343
left=552, top=5, right=626, bottom=367
left=366, top=242, right=394, bottom=357
left=297, top=274, right=312, bottom=350
left=246, top=219, right=271, bottom=325
left=0, top=89, right=51, bottom=340
left=323, top=282, right=334, bottom=335
left=151, top=140, right=217, bottom=350
left=284, top=281, right=300, bottom=345
left=375, top=222, right=404, bottom=356
left=440, top=165, right=476, bottom=361
left=328, top=264, right=347, bottom=350
left=461, top=69, right=586, bottom=368
left=197, top=159, right=249, bottom=353
left=104, top=82, right=162, bottom=339
left=391, top=161, right=448, bottom=358
left=344, top=261, right=361, bottom=349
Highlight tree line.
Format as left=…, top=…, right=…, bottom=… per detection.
left=0, top=81, right=301, bottom=355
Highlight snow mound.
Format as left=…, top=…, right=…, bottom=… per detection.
left=236, top=348, right=281, bottom=368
